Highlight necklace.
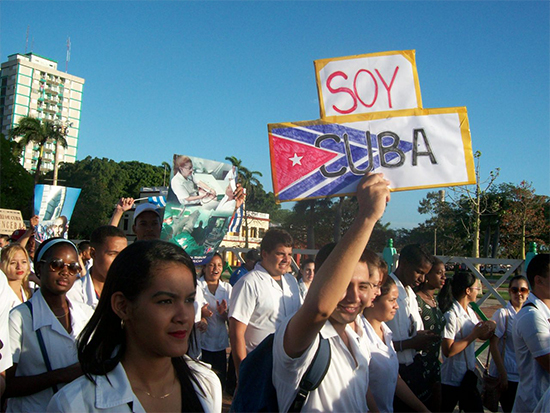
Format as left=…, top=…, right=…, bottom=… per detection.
left=140, top=376, right=177, bottom=399
left=54, top=311, right=69, bottom=318
left=421, top=291, right=437, bottom=307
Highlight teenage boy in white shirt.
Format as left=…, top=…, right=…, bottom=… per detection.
left=272, top=173, right=389, bottom=412
left=229, top=228, right=302, bottom=374
left=513, top=253, right=550, bottom=412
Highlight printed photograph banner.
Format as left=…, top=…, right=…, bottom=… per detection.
left=268, top=107, right=475, bottom=202
left=34, top=185, right=81, bottom=241
left=314, top=50, right=423, bottom=118
left=162, top=155, right=239, bottom=265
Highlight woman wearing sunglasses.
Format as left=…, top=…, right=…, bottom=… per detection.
left=4, top=238, right=93, bottom=412
left=487, top=275, right=529, bottom=413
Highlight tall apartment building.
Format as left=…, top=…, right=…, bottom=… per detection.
left=0, top=52, right=84, bottom=172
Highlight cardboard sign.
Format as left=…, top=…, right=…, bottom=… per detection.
left=0, top=209, right=25, bottom=235
left=162, top=155, right=239, bottom=265
left=315, top=50, right=422, bottom=118
left=268, top=107, right=475, bottom=202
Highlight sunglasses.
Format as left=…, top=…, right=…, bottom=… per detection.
left=510, top=287, right=529, bottom=294
left=41, top=258, right=82, bottom=275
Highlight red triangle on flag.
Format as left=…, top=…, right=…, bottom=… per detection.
left=269, top=134, right=339, bottom=193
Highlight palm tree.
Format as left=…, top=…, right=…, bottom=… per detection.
left=225, top=156, right=263, bottom=247
left=9, top=116, right=68, bottom=187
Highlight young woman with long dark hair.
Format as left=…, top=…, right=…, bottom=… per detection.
left=47, top=240, right=222, bottom=412
left=438, top=271, right=495, bottom=413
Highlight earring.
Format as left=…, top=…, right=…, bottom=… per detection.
left=120, top=319, right=125, bottom=329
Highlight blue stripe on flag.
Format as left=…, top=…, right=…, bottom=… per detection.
left=148, top=196, right=167, bottom=207
left=229, top=204, right=244, bottom=233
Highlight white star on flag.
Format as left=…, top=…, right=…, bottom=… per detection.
left=289, top=153, right=303, bottom=166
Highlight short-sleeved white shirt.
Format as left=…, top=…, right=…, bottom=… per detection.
left=273, top=316, right=371, bottom=412
left=0, top=270, right=13, bottom=372
left=46, top=357, right=222, bottom=413
left=198, top=277, right=232, bottom=352
left=361, top=316, right=399, bottom=412
left=512, top=294, right=550, bottom=413
left=440, top=300, right=479, bottom=386
left=385, top=273, right=423, bottom=365
left=229, top=262, right=302, bottom=353
left=7, top=289, right=94, bottom=412
left=489, top=302, right=519, bottom=381
left=66, top=269, right=99, bottom=309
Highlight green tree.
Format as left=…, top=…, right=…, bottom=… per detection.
left=0, top=135, right=34, bottom=217
left=9, top=116, right=68, bottom=187
left=497, top=181, right=550, bottom=258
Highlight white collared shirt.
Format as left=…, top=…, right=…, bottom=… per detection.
left=273, top=316, right=371, bottom=412
left=385, top=273, right=423, bottom=365
left=512, top=293, right=550, bottom=413
left=198, top=277, right=232, bottom=352
left=229, top=262, right=302, bottom=353
left=46, top=357, right=222, bottom=413
left=361, top=316, right=399, bottom=412
left=489, top=301, right=519, bottom=381
left=8, top=289, right=94, bottom=412
left=440, top=300, right=479, bottom=386
left=0, top=270, right=13, bottom=372
left=66, top=268, right=99, bottom=309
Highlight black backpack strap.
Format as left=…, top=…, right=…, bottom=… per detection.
left=288, top=336, right=331, bottom=412
left=24, top=301, right=59, bottom=394
left=523, top=302, right=537, bottom=309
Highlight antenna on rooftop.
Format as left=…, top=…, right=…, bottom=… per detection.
left=66, top=36, right=71, bottom=72
left=25, top=25, right=29, bottom=53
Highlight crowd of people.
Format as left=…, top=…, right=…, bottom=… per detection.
left=0, top=172, right=548, bottom=412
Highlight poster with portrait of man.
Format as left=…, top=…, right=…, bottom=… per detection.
left=162, top=154, right=240, bottom=265
left=34, top=185, right=81, bottom=241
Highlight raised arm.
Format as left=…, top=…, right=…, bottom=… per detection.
left=109, top=197, right=134, bottom=227
left=283, top=173, right=390, bottom=358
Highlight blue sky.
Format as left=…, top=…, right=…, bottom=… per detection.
left=2, top=1, right=549, bottom=229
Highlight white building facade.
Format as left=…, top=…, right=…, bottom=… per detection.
left=0, top=53, right=85, bottom=172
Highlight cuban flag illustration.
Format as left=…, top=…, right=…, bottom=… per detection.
left=269, top=122, right=413, bottom=202
left=228, top=204, right=244, bottom=233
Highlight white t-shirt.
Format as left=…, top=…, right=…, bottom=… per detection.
left=440, top=300, right=479, bottom=387
left=385, top=273, right=423, bottom=365
left=7, top=289, right=94, bottom=412
left=198, top=277, right=232, bottom=352
left=489, top=302, right=519, bottom=381
left=46, top=357, right=222, bottom=413
left=273, top=316, right=371, bottom=412
left=0, top=270, right=13, bottom=372
left=361, top=316, right=399, bottom=413
left=229, top=262, right=302, bottom=353
left=512, top=294, right=550, bottom=413
left=66, top=269, right=99, bottom=309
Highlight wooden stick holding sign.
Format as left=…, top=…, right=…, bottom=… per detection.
left=268, top=107, right=475, bottom=203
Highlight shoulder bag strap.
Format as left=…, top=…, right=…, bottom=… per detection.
left=288, top=335, right=331, bottom=412
left=23, top=301, right=59, bottom=394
